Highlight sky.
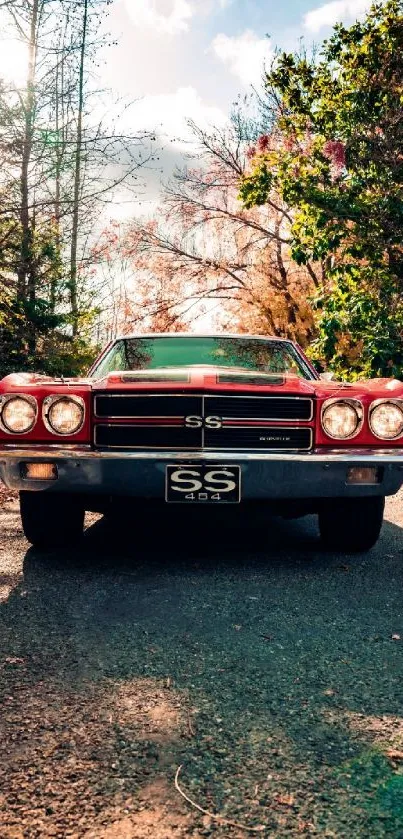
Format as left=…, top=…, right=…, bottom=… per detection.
left=101, top=0, right=378, bottom=135
left=94, top=0, right=382, bottom=215
left=0, top=0, right=383, bottom=217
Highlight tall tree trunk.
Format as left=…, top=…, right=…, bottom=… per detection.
left=18, top=0, right=39, bottom=354
left=70, top=0, right=89, bottom=336
left=52, top=41, right=64, bottom=313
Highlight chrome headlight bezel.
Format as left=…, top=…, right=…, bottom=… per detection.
left=321, top=397, right=364, bottom=440
left=369, top=399, right=403, bottom=441
left=43, top=395, right=85, bottom=436
left=0, top=394, right=38, bottom=435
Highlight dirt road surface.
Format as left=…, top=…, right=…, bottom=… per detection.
left=0, top=491, right=403, bottom=838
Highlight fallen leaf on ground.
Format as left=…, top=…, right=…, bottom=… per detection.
left=298, top=821, right=314, bottom=832
left=276, top=793, right=295, bottom=807
left=3, top=657, right=25, bottom=666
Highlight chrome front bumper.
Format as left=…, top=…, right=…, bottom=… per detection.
left=0, top=446, right=403, bottom=498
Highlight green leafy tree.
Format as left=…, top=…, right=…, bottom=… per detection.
left=240, top=0, right=403, bottom=378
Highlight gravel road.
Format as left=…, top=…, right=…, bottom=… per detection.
left=1, top=491, right=403, bottom=839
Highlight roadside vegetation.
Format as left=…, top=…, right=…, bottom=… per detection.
left=0, top=0, right=401, bottom=378
left=241, top=0, right=403, bottom=379
left=0, top=0, right=153, bottom=376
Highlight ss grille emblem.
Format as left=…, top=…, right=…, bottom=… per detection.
left=185, top=415, right=223, bottom=429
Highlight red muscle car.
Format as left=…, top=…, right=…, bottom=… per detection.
left=0, top=333, right=402, bottom=552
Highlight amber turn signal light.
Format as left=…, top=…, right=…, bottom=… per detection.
left=21, top=463, right=58, bottom=481
left=346, top=467, right=381, bottom=485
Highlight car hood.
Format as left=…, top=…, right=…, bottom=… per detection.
left=91, top=366, right=403, bottom=399
left=2, top=367, right=403, bottom=401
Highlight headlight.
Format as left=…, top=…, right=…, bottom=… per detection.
left=321, top=399, right=363, bottom=440
left=369, top=401, right=403, bottom=440
left=44, top=396, right=85, bottom=435
left=1, top=395, right=37, bottom=434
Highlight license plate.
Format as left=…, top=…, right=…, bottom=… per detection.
left=165, top=465, right=241, bottom=503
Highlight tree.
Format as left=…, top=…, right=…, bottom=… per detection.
left=0, top=0, right=152, bottom=374
left=88, top=222, right=189, bottom=340
left=118, top=113, right=319, bottom=345
left=240, top=0, right=403, bottom=378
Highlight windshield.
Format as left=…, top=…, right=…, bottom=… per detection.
left=91, top=336, right=315, bottom=380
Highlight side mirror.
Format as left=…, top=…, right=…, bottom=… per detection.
left=319, top=371, right=336, bottom=382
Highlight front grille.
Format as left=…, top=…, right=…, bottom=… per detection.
left=94, top=392, right=314, bottom=451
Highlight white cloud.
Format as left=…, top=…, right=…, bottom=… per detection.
left=194, top=0, right=233, bottom=15
left=101, top=87, right=227, bottom=220
left=133, top=86, right=227, bottom=146
left=211, top=30, right=273, bottom=87
left=124, top=0, right=193, bottom=35
left=304, top=0, right=384, bottom=32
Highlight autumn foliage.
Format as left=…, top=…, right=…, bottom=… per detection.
left=96, top=117, right=319, bottom=346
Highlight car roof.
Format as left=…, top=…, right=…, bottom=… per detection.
left=114, top=333, right=294, bottom=343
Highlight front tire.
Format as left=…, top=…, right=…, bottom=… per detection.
left=20, top=491, right=85, bottom=549
left=318, top=496, right=385, bottom=553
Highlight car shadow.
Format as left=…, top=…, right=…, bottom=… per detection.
left=1, top=510, right=403, bottom=836
left=25, top=505, right=327, bottom=574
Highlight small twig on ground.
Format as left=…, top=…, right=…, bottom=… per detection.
left=174, top=764, right=265, bottom=833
